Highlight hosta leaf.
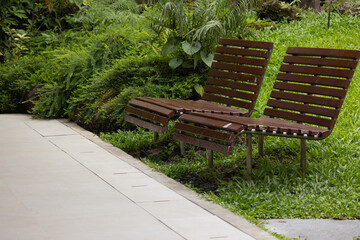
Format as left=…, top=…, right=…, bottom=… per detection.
left=182, top=41, right=201, bottom=56
left=200, top=50, right=214, bottom=67
left=169, top=58, right=183, bottom=69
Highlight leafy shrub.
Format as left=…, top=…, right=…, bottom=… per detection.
left=65, top=0, right=140, bottom=30
left=147, top=0, right=253, bottom=68
left=0, top=0, right=81, bottom=60
left=0, top=54, right=50, bottom=113
left=257, top=0, right=302, bottom=22
left=68, top=56, right=207, bottom=132
left=30, top=24, right=154, bottom=118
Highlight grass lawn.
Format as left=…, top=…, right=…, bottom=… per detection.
left=100, top=12, right=360, bottom=223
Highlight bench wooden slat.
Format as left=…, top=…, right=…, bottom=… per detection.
left=270, top=91, right=342, bottom=108
left=124, top=115, right=166, bottom=134
left=212, top=62, right=266, bottom=75
left=287, top=47, right=360, bottom=59
left=204, top=85, right=257, bottom=101
left=215, top=46, right=271, bottom=58
left=202, top=93, right=253, bottom=110
left=283, top=56, right=359, bottom=68
left=136, top=97, right=184, bottom=111
left=173, top=132, right=233, bottom=155
left=208, top=69, right=260, bottom=83
left=267, top=99, right=340, bottom=118
left=277, top=73, right=350, bottom=88
left=218, top=38, right=274, bottom=50
left=179, top=113, right=243, bottom=132
left=280, top=64, right=354, bottom=78
left=175, top=122, right=235, bottom=143
left=206, top=78, right=259, bottom=92
left=125, top=106, right=169, bottom=125
left=191, top=112, right=330, bottom=135
left=183, top=100, right=247, bottom=115
left=213, top=54, right=268, bottom=67
left=129, top=99, right=175, bottom=117
left=264, top=108, right=335, bottom=128
left=273, top=82, right=347, bottom=98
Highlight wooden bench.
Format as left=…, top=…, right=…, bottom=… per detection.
left=174, top=46, right=360, bottom=174
left=124, top=38, right=273, bottom=139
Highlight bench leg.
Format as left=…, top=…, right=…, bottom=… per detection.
left=180, top=141, right=185, bottom=155
left=258, top=135, right=264, bottom=157
left=300, top=139, right=306, bottom=174
left=246, top=134, right=252, bottom=180
left=208, top=149, right=214, bottom=168
left=154, top=132, right=159, bottom=141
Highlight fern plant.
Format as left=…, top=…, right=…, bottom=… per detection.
left=148, top=0, right=253, bottom=69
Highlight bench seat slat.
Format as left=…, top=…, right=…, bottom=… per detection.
left=267, top=99, right=340, bottom=118
left=273, top=82, right=347, bottom=98
left=141, top=98, right=247, bottom=115
left=204, top=85, right=257, bottom=101
left=212, top=62, right=266, bottom=75
left=129, top=99, right=176, bottom=117
left=124, top=115, right=166, bottom=134
left=215, top=46, right=271, bottom=58
left=219, top=38, right=274, bottom=49
left=283, top=56, right=359, bottom=68
left=189, top=112, right=330, bottom=135
left=280, top=65, right=354, bottom=78
left=264, top=108, right=335, bottom=128
left=208, top=69, right=260, bottom=83
left=175, top=122, right=235, bottom=143
left=173, top=132, right=233, bottom=154
left=277, top=73, right=350, bottom=88
left=125, top=106, right=169, bottom=125
left=202, top=93, right=253, bottom=110
left=206, top=78, right=259, bottom=92
left=287, top=47, right=360, bottom=59
left=270, top=91, right=342, bottom=108
left=213, top=54, right=268, bottom=67
left=179, top=114, right=244, bottom=132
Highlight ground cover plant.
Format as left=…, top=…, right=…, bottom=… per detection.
left=100, top=12, right=360, bottom=223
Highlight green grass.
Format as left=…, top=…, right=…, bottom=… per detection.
left=100, top=12, right=360, bottom=223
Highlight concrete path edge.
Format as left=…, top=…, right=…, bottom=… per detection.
left=60, top=119, right=278, bottom=240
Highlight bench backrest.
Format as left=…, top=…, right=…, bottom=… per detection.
left=202, top=38, right=273, bottom=115
left=264, top=47, right=360, bottom=130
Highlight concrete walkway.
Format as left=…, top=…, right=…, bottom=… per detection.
left=0, top=114, right=276, bottom=240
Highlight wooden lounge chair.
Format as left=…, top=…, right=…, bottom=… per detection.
left=124, top=38, right=273, bottom=140
left=174, top=46, right=360, bottom=174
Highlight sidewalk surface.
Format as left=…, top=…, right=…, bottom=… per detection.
left=0, top=114, right=276, bottom=240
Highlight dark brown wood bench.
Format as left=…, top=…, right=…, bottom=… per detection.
left=124, top=38, right=273, bottom=139
left=174, top=46, right=360, bottom=175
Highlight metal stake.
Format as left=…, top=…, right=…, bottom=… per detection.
left=246, top=134, right=252, bottom=180
left=300, top=139, right=306, bottom=174
left=258, top=135, right=264, bottom=157
left=208, top=149, right=214, bottom=168
left=180, top=141, right=185, bottom=155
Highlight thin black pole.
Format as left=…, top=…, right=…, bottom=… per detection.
left=328, top=0, right=333, bottom=28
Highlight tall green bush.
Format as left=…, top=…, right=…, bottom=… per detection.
left=67, top=56, right=207, bottom=132
left=148, top=0, right=253, bottom=68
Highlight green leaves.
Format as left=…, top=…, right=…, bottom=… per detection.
left=161, top=36, right=182, bottom=56
left=169, top=57, right=183, bottom=69
left=182, top=41, right=201, bottom=56
left=194, top=84, right=204, bottom=96
left=151, top=0, right=252, bottom=69
left=200, top=50, right=214, bottom=67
